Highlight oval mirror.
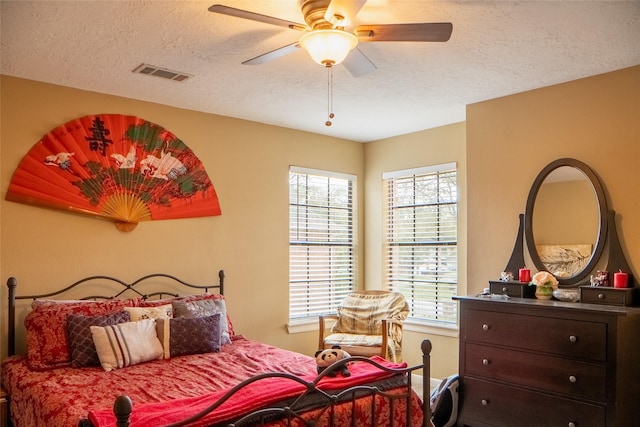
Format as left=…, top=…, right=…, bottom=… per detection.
left=524, top=158, right=608, bottom=285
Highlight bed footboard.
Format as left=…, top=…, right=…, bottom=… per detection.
left=112, top=339, right=433, bottom=427
left=114, top=396, right=133, bottom=427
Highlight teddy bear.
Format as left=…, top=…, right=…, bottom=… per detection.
left=314, top=345, right=351, bottom=377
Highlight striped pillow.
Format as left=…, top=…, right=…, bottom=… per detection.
left=90, top=319, right=163, bottom=372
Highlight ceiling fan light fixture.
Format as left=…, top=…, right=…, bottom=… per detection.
left=299, top=29, right=358, bottom=66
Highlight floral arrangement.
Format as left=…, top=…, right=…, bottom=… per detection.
left=529, top=271, right=559, bottom=299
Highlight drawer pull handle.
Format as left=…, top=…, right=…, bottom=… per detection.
left=598, top=293, right=605, bottom=299
left=569, top=375, right=577, bottom=383
left=569, top=335, right=577, bottom=343
left=482, top=358, right=489, bottom=366
left=568, top=423, right=576, bottom=427
left=482, top=324, right=490, bottom=331
left=481, top=399, right=488, bottom=406
left=502, top=287, right=508, bottom=293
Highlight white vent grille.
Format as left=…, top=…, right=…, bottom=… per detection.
left=132, top=64, right=193, bottom=82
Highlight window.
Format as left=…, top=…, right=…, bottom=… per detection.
left=289, top=167, right=357, bottom=322
left=383, top=163, right=458, bottom=326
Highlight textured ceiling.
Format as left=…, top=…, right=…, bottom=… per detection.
left=2, top=1, right=639, bottom=142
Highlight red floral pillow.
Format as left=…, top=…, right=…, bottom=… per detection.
left=136, top=298, right=176, bottom=308
left=25, top=298, right=141, bottom=371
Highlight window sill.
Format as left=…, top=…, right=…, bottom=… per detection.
left=287, top=318, right=318, bottom=334
left=404, top=319, right=459, bottom=338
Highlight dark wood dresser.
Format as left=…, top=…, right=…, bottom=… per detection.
left=455, top=295, right=640, bottom=427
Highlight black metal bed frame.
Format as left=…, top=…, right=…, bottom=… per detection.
left=7, top=270, right=224, bottom=357
left=5, top=270, right=433, bottom=427
left=112, top=341, right=433, bottom=427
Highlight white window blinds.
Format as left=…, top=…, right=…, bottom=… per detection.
left=289, top=167, right=357, bottom=320
left=383, top=163, right=458, bottom=325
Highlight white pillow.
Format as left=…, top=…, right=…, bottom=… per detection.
left=90, top=319, right=163, bottom=372
left=124, top=304, right=173, bottom=321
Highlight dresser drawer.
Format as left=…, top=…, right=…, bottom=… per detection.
left=465, top=342, right=607, bottom=401
left=489, top=280, right=535, bottom=298
left=459, top=377, right=606, bottom=427
left=464, top=308, right=607, bottom=361
left=580, top=286, right=638, bottom=306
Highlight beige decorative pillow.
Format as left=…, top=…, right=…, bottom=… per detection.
left=90, top=319, right=163, bottom=371
left=124, top=304, right=173, bottom=321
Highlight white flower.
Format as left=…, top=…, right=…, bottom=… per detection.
left=531, top=271, right=559, bottom=289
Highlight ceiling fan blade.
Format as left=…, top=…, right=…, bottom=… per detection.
left=241, top=42, right=301, bottom=65
left=355, top=23, right=453, bottom=42
left=342, top=48, right=377, bottom=77
left=208, top=4, right=307, bottom=31
left=325, top=0, right=367, bottom=27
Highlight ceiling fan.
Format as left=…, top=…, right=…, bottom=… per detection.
left=208, top=0, right=453, bottom=77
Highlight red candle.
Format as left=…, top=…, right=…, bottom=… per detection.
left=613, top=270, right=629, bottom=288
left=519, top=268, right=531, bottom=283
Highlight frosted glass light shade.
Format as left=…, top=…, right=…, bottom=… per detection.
left=299, top=29, right=358, bottom=66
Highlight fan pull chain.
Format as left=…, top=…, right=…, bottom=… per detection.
left=325, top=65, right=335, bottom=126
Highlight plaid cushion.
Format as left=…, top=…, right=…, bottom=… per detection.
left=332, top=292, right=408, bottom=335
left=67, top=311, right=131, bottom=367
left=330, top=291, right=409, bottom=361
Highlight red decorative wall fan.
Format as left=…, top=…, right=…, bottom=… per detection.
left=6, top=114, right=221, bottom=231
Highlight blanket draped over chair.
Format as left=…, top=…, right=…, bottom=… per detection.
left=321, top=291, right=410, bottom=361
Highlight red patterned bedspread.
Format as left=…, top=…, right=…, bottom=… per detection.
left=1, top=336, right=423, bottom=427
left=1, top=336, right=314, bottom=427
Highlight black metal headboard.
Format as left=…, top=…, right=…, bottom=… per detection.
left=6, top=269, right=225, bottom=356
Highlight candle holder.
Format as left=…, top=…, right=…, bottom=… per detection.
left=613, top=270, right=629, bottom=288
left=518, top=268, right=531, bottom=283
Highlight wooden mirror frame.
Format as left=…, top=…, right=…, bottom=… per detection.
left=524, top=158, right=608, bottom=286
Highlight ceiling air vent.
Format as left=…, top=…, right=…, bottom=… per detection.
left=132, top=64, right=193, bottom=82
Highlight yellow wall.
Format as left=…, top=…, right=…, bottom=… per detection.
left=2, top=65, right=638, bottom=381
left=362, top=65, right=639, bottom=379
left=363, top=122, right=467, bottom=379
left=467, top=65, right=639, bottom=297
left=0, top=75, right=365, bottom=359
